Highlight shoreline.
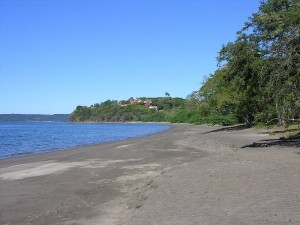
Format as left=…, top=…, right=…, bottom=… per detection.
left=1, top=124, right=299, bottom=225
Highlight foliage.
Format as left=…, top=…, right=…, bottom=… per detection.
left=167, top=108, right=237, bottom=126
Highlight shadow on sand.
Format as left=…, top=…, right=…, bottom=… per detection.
left=257, top=128, right=299, bottom=135
left=242, top=135, right=300, bottom=148
left=203, top=124, right=249, bottom=134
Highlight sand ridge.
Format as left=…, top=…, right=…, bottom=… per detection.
left=0, top=158, right=144, bottom=180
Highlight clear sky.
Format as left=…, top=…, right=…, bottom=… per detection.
left=0, top=0, right=260, bottom=114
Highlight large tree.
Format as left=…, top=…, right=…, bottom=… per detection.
left=245, top=0, right=300, bottom=125
left=210, top=0, right=300, bottom=125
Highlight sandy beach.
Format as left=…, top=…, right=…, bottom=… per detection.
left=0, top=124, right=299, bottom=225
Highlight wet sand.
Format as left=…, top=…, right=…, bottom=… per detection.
left=0, top=124, right=299, bottom=225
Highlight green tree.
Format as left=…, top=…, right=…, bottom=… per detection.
left=242, top=0, right=300, bottom=125
left=214, top=0, right=300, bottom=125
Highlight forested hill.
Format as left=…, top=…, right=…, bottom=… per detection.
left=0, top=114, right=70, bottom=122
left=70, top=97, right=185, bottom=123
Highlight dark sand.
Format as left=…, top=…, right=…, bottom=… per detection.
left=0, top=124, right=299, bottom=225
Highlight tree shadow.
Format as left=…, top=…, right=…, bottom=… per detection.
left=242, top=135, right=300, bottom=148
left=258, top=128, right=298, bottom=135
left=203, top=124, right=249, bottom=134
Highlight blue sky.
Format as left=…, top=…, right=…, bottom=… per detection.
left=0, top=0, right=260, bottom=114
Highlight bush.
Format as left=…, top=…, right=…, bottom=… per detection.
left=194, top=114, right=238, bottom=126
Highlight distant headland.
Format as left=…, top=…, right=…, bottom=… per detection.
left=0, top=114, right=70, bottom=122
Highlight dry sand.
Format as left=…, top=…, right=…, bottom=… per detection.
left=0, top=124, right=299, bottom=225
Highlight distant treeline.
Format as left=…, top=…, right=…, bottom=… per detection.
left=69, top=97, right=237, bottom=125
left=0, top=114, right=70, bottom=122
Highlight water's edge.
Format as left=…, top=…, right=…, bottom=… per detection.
left=0, top=122, right=172, bottom=160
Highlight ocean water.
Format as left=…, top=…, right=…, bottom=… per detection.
left=0, top=122, right=170, bottom=159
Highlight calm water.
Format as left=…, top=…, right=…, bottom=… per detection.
left=0, top=122, right=170, bottom=159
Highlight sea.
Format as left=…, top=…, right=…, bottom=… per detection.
left=0, top=122, right=171, bottom=159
